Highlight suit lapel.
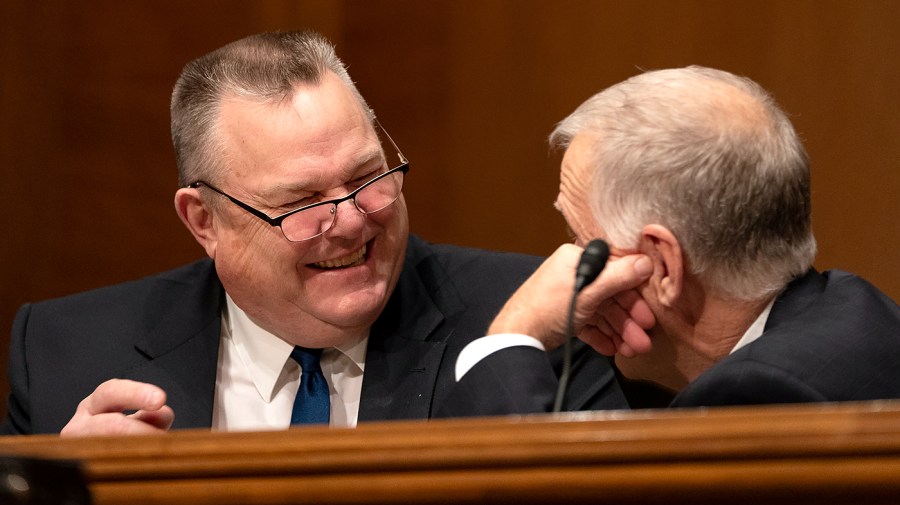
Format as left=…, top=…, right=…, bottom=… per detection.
left=359, top=239, right=454, bottom=421
left=128, top=260, right=223, bottom=429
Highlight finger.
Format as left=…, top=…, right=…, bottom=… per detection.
left=578, top=255, right=653, bottom=309
left=578, top=325, right=617, bottom=356
left=614, top=289, right=656, bottom=329
left=599, top=299, right=654, bottom=355
left=61, top=412, right=170, bottom=437
left=618, top=340, right=637, bottom=358
left=599, top=300, right=632, bottom=336
left=130, top=405, right=175, bottom=431
left=619, top=317, right=653, bottom=354
left=83, top=379, right=167, bottom=416
left=583, top=308, right=631, bottom=356
left=591, top=313, right=618, bottom=340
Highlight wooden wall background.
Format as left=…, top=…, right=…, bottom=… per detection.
left=1, top=0, right=898, bottom=420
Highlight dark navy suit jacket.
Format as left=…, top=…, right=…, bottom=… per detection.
left=2, top=234, right=627, bottom=434
left=439, top=269, right=900, bottom=416
left=671, top=269, right=900, bottom=406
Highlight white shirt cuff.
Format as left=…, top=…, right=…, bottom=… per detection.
left=455, top=334, right=545, bottom=381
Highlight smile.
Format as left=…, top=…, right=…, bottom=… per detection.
left=312, top=244, right=367, bottom=269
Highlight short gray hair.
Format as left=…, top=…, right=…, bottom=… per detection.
left=550, top=66, right=816, bottom=301
left=171, top=30, right=370, bottom=186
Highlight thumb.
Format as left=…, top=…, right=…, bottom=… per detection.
left=578, top=254, right=653, bottom=307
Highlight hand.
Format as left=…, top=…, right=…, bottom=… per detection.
left=488, top=244, right=655, bottom=355
left=60, top=379, right=174, bottom=437
left=575, top=257, right=656, bottom=357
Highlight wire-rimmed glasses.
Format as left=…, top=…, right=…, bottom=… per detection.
left=187, top=118, right=408, bottom=242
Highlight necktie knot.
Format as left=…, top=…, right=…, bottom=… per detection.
left=290, top=346, right=323, bottom=373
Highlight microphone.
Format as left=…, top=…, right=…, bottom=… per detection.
left=553, top=239, right=610, bottom=413
left=575, top=239, right=610, bottom=293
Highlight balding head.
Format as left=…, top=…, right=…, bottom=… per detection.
left=551, top=66, right=815, bottom=300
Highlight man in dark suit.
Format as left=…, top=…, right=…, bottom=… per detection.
left=440, top=66, right=900, bottom=416
left=2, top=30, right=627, bottom=435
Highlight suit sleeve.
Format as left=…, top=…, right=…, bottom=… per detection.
left=435, top=346, right=557, bottom=417
left=2, top=304, right=34, bottom=434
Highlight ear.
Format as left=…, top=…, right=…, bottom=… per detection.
left=637, top=224, right=684, bottom=307
left=174, top=188, right=218, bottom=259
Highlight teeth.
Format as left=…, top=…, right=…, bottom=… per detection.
left=314, top=244, right=367, bottom=269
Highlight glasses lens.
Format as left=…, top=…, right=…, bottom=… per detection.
left=280, top=204, right=336, bottom=242
left=274, top=118, right=406, bottom=242
left=356, top=170, right=404, bottom=214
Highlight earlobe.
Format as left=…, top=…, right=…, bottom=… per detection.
left=638, top=224, right=684, bottom=307
left=174, top=188, right=218, bottom=259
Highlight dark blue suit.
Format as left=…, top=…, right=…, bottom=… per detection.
left=671, top=269, right=900, bottom=406
left=2, top=235, right=627, bottom=434
left=439, top=269, right=900, bottom=416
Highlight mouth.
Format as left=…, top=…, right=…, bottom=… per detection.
left=310, top=243, right=368, bottom=270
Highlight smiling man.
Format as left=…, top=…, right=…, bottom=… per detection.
left=2, top=31, right=629, bottom=436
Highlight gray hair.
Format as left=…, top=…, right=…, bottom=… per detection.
left=550, top=66, right=816, bottom=301
left=171, top=30, right=371, bottom=187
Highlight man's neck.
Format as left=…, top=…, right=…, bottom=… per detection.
left=690, top=294, right=773, bottom=363
left=616, top=289, right=775, bottom=393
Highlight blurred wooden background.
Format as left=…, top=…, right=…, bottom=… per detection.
left=1, top=0, right=898, bottom=420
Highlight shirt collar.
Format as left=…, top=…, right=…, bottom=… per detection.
left=224, top=295, right=294, bottom=403
left=223, top=294, right=367, bottom=402
left=326, top=332, right=367, bottom=373
left=730, top=297, right=776, bottom=354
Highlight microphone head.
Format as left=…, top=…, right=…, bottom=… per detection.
left=575, top=239, right=610, bottom=292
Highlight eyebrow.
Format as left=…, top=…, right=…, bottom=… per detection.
left=257, top=147, right=386, bottom=202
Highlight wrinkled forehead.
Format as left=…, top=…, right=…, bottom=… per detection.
left=554, top=134, right=602, bottom=245
left=213, top=79, right=382, bottom=190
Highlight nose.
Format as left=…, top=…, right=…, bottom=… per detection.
left=326, top=197, right=367, bottom=238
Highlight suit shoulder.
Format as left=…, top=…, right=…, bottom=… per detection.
left=820, top=269, right=900, bottom=313
left=27, top=258, right=216, bottom=311
left=691, top=271, right=900, bottom=405
left=673, top=360, right=829, bottom=407
left=406, top=234, right=543, bottom=277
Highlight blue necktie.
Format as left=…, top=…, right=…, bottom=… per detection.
left=289, top=346, right=330, bottom=425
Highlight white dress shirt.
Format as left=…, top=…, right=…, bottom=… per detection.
left=211, top=294, right=368, bottom=431
left=455, top=298, right=776, bottom=381
left=728, top=297, right=775, bottom=353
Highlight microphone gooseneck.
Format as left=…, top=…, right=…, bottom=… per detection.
left=553, top=239, right=610, bottom=413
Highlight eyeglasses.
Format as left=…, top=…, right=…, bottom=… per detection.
left=188, top=118, right=409, bottom=242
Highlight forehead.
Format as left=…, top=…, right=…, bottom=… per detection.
left=559, top=134, right=596, bottom=202
left=216, top=73, right=379, bottom=191
left=560, top=134, right=596, bottom=178
left=556, top=134, right=601, bottom=245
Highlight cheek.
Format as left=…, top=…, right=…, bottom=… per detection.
left=216, top=224, right=305, bottom=279
left=219, top=222, right=268, bottom=257
left=375, top=198, right=409, bottom=242
left=371, top=201, right=409, bottom=281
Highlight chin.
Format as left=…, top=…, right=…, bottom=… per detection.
left=319, top=288, right=390, bottom=328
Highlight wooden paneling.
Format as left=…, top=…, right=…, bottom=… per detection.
left=1, top=1, right=898, bottom=420
left=1, top=402, right=900, bottom=504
